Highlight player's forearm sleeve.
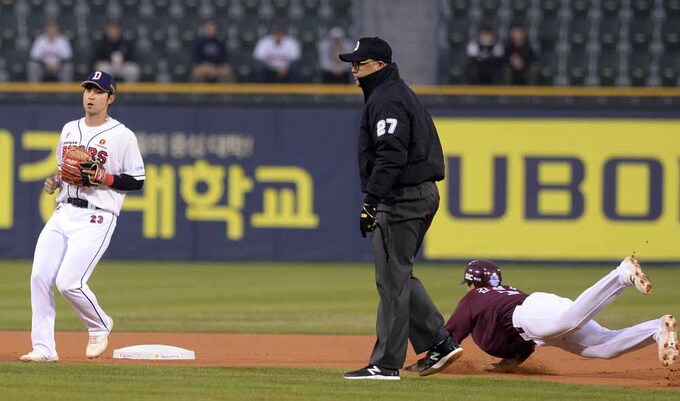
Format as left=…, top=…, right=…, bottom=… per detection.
left=111, top=174, right=144, bottom=191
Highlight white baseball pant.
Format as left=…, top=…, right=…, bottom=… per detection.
left=29, top=204, right=116, bottom=358
left=512, top=262, right=659, bottom=358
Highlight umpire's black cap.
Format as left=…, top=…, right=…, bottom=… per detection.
left=80, top=71, right=116, bottom=94
left=339, top=36, right=392, bottom=63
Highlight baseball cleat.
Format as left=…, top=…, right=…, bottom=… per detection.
left=658, top=314, right=678, bottom=367
left=19, top=350, right=58, bottom=363
left=419, top=336, right=464, bottom=377
left=86, top=317, right=113, bottom=358
left=343, top=365, right=400, bottom=380
left=621, top=256, right=652, bottom=295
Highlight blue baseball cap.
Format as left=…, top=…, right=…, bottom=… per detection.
left=80, top=71, right=116, bottom=94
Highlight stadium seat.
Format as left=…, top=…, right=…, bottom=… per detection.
left=536, top=50, right=558, bottom=85
left=150, top=24, right=168, bottom=49
left=448, top=18, right=470, bottom=51
left=509, top=0, right=530, bottom=24
left=165, top=25, right=182, bottom=54
left=28, top=0, right=47, bottom=15
left=0, top=57, right=9, bottom=82
left=212, top=0, right=230, bottom=14
left=231, top=52, right=254, bottom=82
left=121, top=0, right=140, bottom=14
left=0, top=12, right=17, bottom=43
left=598, top=17, right=619, bottom=52
left=237, top=25, right=259, bottom=52
left=537, top=16, right=560, bottom=51
left=258, top=0, right=276, bottom=21
left=628, top=50, right=651, bottom=86
left=540, top=0, right=560, bottom=17
left=168, top=52, right=190, bottom=82
left=242, top=0, right=262, bottom=17
left=630, top=0, right=653, bottom=18
left=443, top=52, right=468, bottom=85
left=480, top=0, right=500, bottom=20
left=665, top=0, right=680, bottom=17
left=317, top=0, right=336, bottom=21
left=449, top=0, right=470, bottom=19
left=299, top=54, right=317, bottom=82
left=298, top=22, right=317, bottom=50
left=567, top=52, right=588, bottom=86
left=629, top=19, right=653, bottom=50
left=287, top=0, right=304, bottom=20
left=167, top=0, right=187, bottom=19
left=662, top=19, right=680, bottom=52
left=151, top=0, right=169, bottom=13
left=4, top=48, right=27, bottom=81
left=270, top=0, right=290, bottom=12
left=601, top=0, right=622, bottom=17
left=658, top=53, right=679, bottom=86
left=55, top=0, right=74, bottom=15
left=137, top=0, right=156, bottom=18
left=184, top=0, right=202, bottom=18
left=570, top=0, right=591, bottom=19
left=26, top=9, right=45, bottom=32
left=75, top=62, right=90, bottom=77
left=302, top=0, right=320, bottom=15
left=569, top=18, right=589, bottom=50
left=597, top=51, right=619, bottom=86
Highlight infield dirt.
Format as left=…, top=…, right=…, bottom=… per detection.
left=1, top=331, right=678, bottom=389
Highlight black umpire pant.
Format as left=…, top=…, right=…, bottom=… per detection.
left=368, top=181, right=450, bottom=369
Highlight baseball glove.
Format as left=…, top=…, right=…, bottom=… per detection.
left=60, top=146, right=93, bottom=186
left=80, top=160, right=108, bottom=187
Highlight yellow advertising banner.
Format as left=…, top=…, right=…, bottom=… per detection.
left=426, top=119, right=680, bottom=261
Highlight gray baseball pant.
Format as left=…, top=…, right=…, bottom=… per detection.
left=368, top=181, right=450, bottom=369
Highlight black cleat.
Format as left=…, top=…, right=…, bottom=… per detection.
left=419, top=337, right=464, bottom=377
left=343, top=365, right=400, bottom=381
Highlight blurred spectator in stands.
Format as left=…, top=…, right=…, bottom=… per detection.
left=317, top=27, right=353, bottom=84
left=466, top=26, right=504, bottom=85
left=253, top=25, right=301, bottom=83
left=192, top=20, right=232, bottom=83
left=93, top=22, right=141, bottom=83
left=503, top=24, right=536, bottom=85
left=27, top=21, right=73, bottom=83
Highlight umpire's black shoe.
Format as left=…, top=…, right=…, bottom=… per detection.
left=343, top=365, right=400, bottom=381
left=419, top=336, right=464, bottom=377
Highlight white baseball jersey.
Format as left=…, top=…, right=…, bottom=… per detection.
left=55, top=116, right=145, bottom=215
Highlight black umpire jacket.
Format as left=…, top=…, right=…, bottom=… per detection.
left=357, top=63, right=445, bottom=201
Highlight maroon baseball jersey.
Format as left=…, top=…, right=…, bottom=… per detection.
left=445, top=285, right=535, bottom=359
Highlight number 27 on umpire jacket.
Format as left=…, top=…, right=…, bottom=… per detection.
left=357, top=63, right=445, bottom=200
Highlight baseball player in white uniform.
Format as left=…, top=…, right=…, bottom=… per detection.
left=20, top=71, right=145, bottom=362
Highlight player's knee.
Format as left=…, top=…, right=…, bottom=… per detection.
left=55, top=277, right=79, bottom=295
left=30, top=273, right=52, bottom=289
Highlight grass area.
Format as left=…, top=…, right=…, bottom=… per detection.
left=0, top=364, right=677, bottom=401
left=0, top=260, right=677, bottom=334
left=2, top=260, right=677, bottom=400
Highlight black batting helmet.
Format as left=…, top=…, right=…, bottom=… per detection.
left=460, top=260, right=502, bottom=287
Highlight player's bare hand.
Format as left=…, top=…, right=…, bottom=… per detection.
left=43, top=174, right=61, bottom=194
left=483, top=357, right=523, bottom=373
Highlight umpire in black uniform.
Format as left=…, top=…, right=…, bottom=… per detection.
left=340, top=37, right=463, bottom=381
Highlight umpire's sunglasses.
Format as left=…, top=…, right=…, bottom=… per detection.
left=351, top=59, right=378, bottom=69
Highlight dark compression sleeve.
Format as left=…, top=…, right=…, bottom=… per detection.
left=110, top=174, right=144, bottom=191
